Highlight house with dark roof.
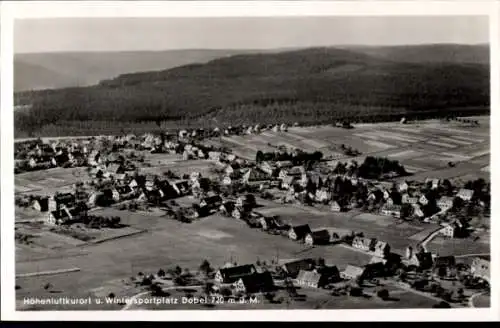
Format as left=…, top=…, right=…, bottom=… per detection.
left=433, top=256, right=457, bottom=278
left=219, top=201, right=236, bottom=217
left=288, top=224, right=312, bottom=241
left=200, top=195, right=223, bottom=211
left=304, top=230, right=331, bottom=246
left=214, top=264, right=257, bottom=284
left=233, top=271, right=275, bottom=294
left=352, top=237, right=376, bottom=252
left=46, top=208, right=72, bottom=225
left=373, top=241, right=390, bottom=258
left=32, top=197, right=49, bottom=212
left=258, top=215, right=279, bottom=231
left=408, top=252, right=434, bottom=270
left=280, top=259, right=316, bottom=278
left=116, top=185, right=135, bottom=200
left=54, top=193, right=76, bottom=210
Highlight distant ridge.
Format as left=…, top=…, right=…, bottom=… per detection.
left=14, top=44, right=488, bottom=92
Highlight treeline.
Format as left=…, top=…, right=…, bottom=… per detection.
left=256, top=149, right=323, bottom=164
left=333, top=156, right=409, bottom=180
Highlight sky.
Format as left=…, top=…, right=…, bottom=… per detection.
left=14, top=16, right=489, bottom=53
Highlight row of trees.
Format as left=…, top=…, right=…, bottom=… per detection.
left=256, top=149, right=323, bottom=164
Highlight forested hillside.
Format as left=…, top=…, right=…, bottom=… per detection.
left=15, top=45, right=490, bottom=136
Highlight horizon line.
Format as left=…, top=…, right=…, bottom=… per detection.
left=14, top=42, right=490, bottom=55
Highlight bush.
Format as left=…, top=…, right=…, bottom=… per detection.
left=377, top=289, right=389, bottom=300
left=433, top=301, right=451, bottom=308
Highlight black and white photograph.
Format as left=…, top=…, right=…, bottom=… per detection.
left=1, top=0, right=498, bottom=321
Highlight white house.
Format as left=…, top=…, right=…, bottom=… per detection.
left=437, top=196, right=454, bottom=211
left=419, top=195, right=429, bottom=206
left=457, top=188, right=474, bottom=201
left=222, top=176, right=232, bottom=186
left=399, top=181, right=409, bottom=192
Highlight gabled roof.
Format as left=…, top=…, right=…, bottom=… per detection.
left=290, top=224, right=312, bottom=239
left=50, top=208, right=70, bottom=220
left=375, top=240, right=389, bottom=250
left=296, top=270, right=322, bottom=285
left=457, top=188, right=474, bottom=198
left=218, top=264, right=257, bottom=283
left=282, top=258, right=316, bottom=277
left=239, top=271, right=274, bottom=292
left=342, top=265, right=365, bottom=278
left=308, top=229, right=331, bottom=241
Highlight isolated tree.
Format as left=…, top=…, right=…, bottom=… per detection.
left=157, top=269, right=166, bottom=277
left=199, top=259, right=213, bottom=276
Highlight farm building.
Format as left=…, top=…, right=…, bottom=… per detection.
left=258, top=216, right=279, bottom=231
left=281, top=176, right=296, bottom=190
left=399, top=181, right=409, bottom=192
left=276, top=161, right=293, bottom=169
left=433, top=256, right=457, bottom=278
left=242, top=169, right=269, bottom=184
left=219, top=201, right=236, bottom=217
left=340, top=265, right=365, bottom=280
left=54, top=193, right=76, bottom=210
left=352, top=237, right=375, bottom=252
left=32, top=197, right=50, bottom=212
left=116, top=185, right=135, bottom=200
left=222, top=176, right=232, bottom=186
left=457, top=188, right=474, bottom=201
left=315, top=189, right=331, bottom=204
left=419, top=195, right=429, bottom=206
left=233, top=272, right=275, bottom=294
left=471, top=257, right=490, bottom=283
left=46, top=208, right=72, bottom=225
left=288, top=224, right=312, bottom=241
left=425, top=178, right=440, bottom=190
left=214, top=264, right=257, bottom=284
left=437, top=196, right=454, bottom=211
left=200, top=195, right=223, bottom=210
left=373, top=241, right=391, bottom=258
left=259, top=162, right=274, bottom=176
left=208, top=151, right=222, bottom=161
left=440, top=220, right=468, bottom=238
left=280, top=259, right=316, bottom=278
left=231, top=208, right=243, bottom=220
left=412, top=204, right=424, bottom=218
left=408, top=251, right=434, bottom=270
left=330, top=201, right=345, bottom=212
left=295, top=267, right=340, bottom=289
left=304, top=230, right=331, bottom=246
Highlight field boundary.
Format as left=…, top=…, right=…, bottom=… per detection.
left=16, top=267, right=81, bottom=278
left=88, top=229, right=148, bottom=245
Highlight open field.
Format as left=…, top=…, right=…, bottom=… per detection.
left=200, top=117, right=490, bottom=183
left=425, top=235, right=490, bottom=257
left=15, top=167, right=89, bottom=195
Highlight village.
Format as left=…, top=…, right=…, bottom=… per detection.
left=14, top=119, right=491, bottom=310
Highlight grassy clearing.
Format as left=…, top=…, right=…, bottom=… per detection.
left=426, top=235, right=490, bottom=256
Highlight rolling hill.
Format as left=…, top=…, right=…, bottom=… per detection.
left=15, top=44, right=490, bottom=136
left=344, top=43, right=489, bottom=65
